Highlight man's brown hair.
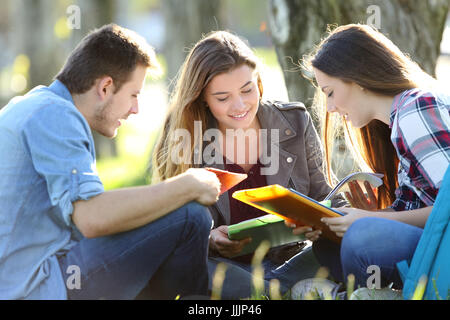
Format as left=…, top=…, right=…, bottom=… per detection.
left=56, top=23, right=159, bottom=94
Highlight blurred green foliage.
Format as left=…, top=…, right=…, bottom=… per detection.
left=97, top=128, right=157, bottom=190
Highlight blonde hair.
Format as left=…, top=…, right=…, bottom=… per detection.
left=304, top=24, right=437, bottom=208
left=152, top=31, right=263, bottom=182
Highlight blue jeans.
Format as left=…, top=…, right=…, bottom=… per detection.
left=208, top=245, right=321, bottom=299
left=57, top=202, right=213, bottom=300
left=312, top=217, right=423, bottom=289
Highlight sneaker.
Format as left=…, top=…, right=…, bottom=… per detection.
left=349, top=287, right=403, bottom=300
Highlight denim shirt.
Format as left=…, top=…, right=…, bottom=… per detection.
left=0, top=80, right=104, bottom=299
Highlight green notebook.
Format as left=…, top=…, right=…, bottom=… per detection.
left=227, top=214, right=305, bottom=257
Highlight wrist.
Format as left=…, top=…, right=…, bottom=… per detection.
left=209, top=230, right=219, bottom=252
left=364, top=210, right=378, bottom=218
left=176, top=170, right=201, bottom=202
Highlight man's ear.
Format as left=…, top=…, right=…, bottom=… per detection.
left=96, top=76, right=115, bottom=101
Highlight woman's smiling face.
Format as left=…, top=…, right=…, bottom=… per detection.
left=204, top=64, right=260, bottom=132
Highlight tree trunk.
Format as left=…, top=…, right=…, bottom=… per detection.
left=161, top=0, right=223, bottom=86
left=10, top=0, right=62, bottom=90
left=267, top=0, right=449, bottom=113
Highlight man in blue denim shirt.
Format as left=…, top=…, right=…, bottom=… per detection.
left=0, top=24, right=220, bottom=299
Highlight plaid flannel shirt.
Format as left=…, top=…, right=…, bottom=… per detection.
left=389, top=88, right=450, bottom=211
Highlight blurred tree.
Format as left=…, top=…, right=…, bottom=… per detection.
left=10, top=0, right=64, bottom=91
left=161, top=0, right=223, bottom=87
left=71, top=0, right=118, bottom=159
left=267, top=0, right=450, bottom=122
left=7, top=0, right=119, bottom=159
left=220, top=0, right=271, bottom=46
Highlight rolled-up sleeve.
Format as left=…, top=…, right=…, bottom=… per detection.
left=22, top=103, right=104, bottom=227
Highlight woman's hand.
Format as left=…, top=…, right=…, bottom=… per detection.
left=285, top=221, right=323, bottom=241
left=345, top=181, right=378, bottom=210
left=321, top=208, right=374, bottom=237
left=209, top=225, right=251, bottom=258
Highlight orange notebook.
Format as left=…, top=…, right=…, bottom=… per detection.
left=205, top=167, right=248, bottom=195
left=232, top=184, right=344, bottom=243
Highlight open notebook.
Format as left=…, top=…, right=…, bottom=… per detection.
left=323, top=172, right=384, bottom=201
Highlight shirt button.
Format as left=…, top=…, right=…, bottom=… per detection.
left=72, top=169, right=77, bottom=174
left=285, top=129, right=292, bottom=136
left=286, top=157, right=293, bottom=163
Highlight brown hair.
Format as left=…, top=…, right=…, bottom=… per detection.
left=304, top=24, right=436, bottom=208
left=56, top=23, right=159, bottom=94
left=152, top=30, right=263, bottom=182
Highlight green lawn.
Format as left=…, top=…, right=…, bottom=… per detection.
left=96, top=128, right=158, bottom=190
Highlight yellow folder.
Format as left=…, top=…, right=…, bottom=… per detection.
left=232, top=184, right=344, bottom=243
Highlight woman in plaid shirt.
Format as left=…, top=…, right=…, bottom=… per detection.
left=299, top=24, right=450, bottom=290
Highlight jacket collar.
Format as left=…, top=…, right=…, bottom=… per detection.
left=257, top=100, right=297, bottom=143
left=256, top=100, right=298, bottom=187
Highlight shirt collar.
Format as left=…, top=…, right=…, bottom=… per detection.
left=48, top=80, right=75, bottom=106
left=389, top=91, right=405, bottom=128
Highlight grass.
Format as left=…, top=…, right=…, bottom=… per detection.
left=96, top=126, right=158, bottom=190
left=207, top=240, right=449, bottom=301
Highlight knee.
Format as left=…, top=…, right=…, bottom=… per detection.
left=341, top=217, right=387, bottom=260
left=344, top=217, right=388, bottom=245
left=181, top=201, right=213, bottom=233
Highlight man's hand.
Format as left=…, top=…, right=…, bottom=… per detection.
left=184, top=168, right=221, bottom=206
left=209, top=225, right=251, bottom=258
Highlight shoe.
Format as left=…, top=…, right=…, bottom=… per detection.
left=291, top=278, right=341, bottom=300
left=349, top=287, right=403, bottom=300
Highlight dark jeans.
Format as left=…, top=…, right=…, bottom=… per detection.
left=57, top=202, right=213, bottom=299
left=208, top=245, right=321, bottom=299
left=312, top=217, right=423, bottom=289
